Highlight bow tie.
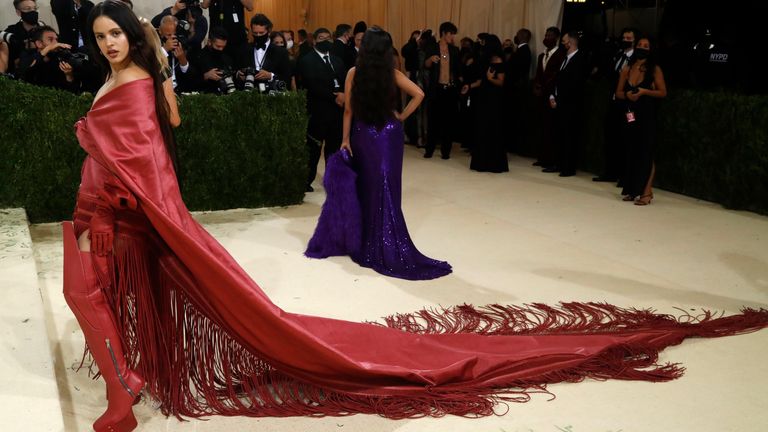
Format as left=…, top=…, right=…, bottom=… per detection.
left=256, top=42, right=267, bottom=50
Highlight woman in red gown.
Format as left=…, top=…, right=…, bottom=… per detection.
left=64, top=2, right=768, bottom=431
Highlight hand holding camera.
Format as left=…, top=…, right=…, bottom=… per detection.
left=41, top=42, right=72, bottom=58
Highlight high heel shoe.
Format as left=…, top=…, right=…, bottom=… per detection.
left=634, top=193, right=653, bottom=206
left=622, top=195, right=635, bottom=202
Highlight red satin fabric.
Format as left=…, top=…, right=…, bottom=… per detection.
left=72, top=78, right=768, bottom=418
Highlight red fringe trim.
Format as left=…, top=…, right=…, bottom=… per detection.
left=77, top=231, right=768, bottom=420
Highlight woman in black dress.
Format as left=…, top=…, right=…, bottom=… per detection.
left=616, top=37, right=667, bottom=205
left=469, top=35, right=508, bottom=173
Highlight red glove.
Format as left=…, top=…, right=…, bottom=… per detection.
left=89, top=203, right=114, bottom=257
left=89, top=176, right=137, bottom=257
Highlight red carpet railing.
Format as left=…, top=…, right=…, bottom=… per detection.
left=0, top=77, right=308, bottom=223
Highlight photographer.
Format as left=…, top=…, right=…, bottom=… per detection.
left=201, top=0, right=253, bottom=59
left=51, top=0, right=94, bottom=48
left=236, top=13, right=290, bottom=93
left=152, top=0, right=208, bottom=54
left=195, top=26, right=235, bottom=94
left=16, top=25, right=80, bottom=92
left=3, top=0, right=44, bottom=75
left=158, top=15, right=198, bottom=93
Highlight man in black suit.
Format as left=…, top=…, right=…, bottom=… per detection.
left=238, top=13, right=291, bottom=91
left=51, top=0, right=93, bottom=49
left=201, top=0, right=253, bottom=59
left=331, top=23, right=355, bottom=73
left=424, top=21, right=461, bottom=159
left=296, top=27, right=346, bottom=192
left=593, top=27, right=637, bottom=183
left=503, top=28, right=532, bottom=153
left=534, top=26, right=566, bottom=169
left=296, top=28, right=312, bottom=60
left=158, top=15, right=199, bottom=93
left=548, top=31, right=589, bottom=177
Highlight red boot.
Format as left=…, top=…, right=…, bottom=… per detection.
left=62, top=222, right=144, bottom=432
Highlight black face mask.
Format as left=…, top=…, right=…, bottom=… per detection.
left=621, top=40, right=633, bottom=50
left=543, top=38, right=556, bottom=49
left=316, top=40, right=332, bottom=53
left=21, top=10, right=38, bottom=25
left=634, top=48, right=650, bottom=60
left=513, top=36, right=520, bottom=46
left=253, top=33, right=269, bottom=45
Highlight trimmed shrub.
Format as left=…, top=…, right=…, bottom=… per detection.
left=0, top=77, right=308, bottom=223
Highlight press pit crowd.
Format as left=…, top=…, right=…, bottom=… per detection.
left=1, top=0, right=665, bottom=202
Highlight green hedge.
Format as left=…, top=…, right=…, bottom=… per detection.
left=0, top=77, right=308, bottom=223
left=518, top=79, right=768, bottom=215
left=1, top=77, right=766, bottom=221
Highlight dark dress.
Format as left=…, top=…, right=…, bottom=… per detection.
left=306, top=118, right=452, bottom=280
left=621, top=71, right=657, bottom=197
left=458, top=58, right=481, bottom=149
left=470, top=62, right=509, bottom=173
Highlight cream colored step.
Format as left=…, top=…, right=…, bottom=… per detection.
left=0, top=209, right=65, bottom=431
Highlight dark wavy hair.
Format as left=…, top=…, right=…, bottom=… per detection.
left=628, top=37, right=658, bottom=83
left=85, top=0, right=176, bottom=169
left=351, top=27, right=396, bottom=126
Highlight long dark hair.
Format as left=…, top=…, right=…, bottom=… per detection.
left=351, top=27, right=397, bottom=126
left=628, top=37, right=658, bottom=83
left=85, top=0, right=176, bottom=168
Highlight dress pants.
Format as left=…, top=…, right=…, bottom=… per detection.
left=426, top=85, right=459, bottom=157
left=307, top=113, right=342, bottom=187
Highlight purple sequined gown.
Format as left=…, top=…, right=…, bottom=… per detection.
left=306, top=118, right=452, bottom=280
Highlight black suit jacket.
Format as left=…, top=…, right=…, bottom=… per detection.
left=424, top=43, right=461, bottom=89
left=506, top=44, right=531, bottom=86
left=553, top=50, right=590, bottom=108
left=51, top=0, right=93, bottom=48
left=331, top=39, right=356, bottom=73
left=238, top=42, right=292, bottom=84
left=297, top=51, right=346, bottom=129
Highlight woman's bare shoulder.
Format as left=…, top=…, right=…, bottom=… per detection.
left=116, top=66, right=152, bottom=85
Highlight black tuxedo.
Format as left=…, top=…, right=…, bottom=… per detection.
left=51, top=0, right=93, bottom=48
left=167, top=54, right=198, bottom=93
left=331, top=39, right=356, bottom=73
left=238, top=41, right=291, bottom=85
left=297, top=50, right=347, bottom=187
left=552, top=50, right=590, bottom=174
left=503, top=43, right=532, bottom=152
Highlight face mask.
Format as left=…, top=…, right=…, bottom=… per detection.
left=253, top=33, right=269, bottom=45
left=21, top=10, right=38, bottom=25
left=543, top=38, right=556, bottom=49
left=286, top=40, right=294, bottom=50
left=634, top=48, right=649, bottom=60
left=621, top=40, right=634, bottom=50
left=316, top=40, right=332, bottom=53
left=513, top=36, right=520, bottom=45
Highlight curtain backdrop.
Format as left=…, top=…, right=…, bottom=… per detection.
left=1, top=0, right=562, bottom=78
left=242, top=0, right=563, bottom=75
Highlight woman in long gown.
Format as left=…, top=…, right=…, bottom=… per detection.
left=306, top=27, right=452, bottom=280
left=469, top=35, right=509, bottom=173
left=65, top=4, right=768, bottom=431
left=616, top=37, right=666, bottom=205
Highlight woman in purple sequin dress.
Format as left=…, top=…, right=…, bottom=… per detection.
left=306, top=27, right=451, bottom=280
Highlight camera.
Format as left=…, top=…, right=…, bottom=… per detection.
left=0, top=30, right=15, bottom=45
left=242, top=67, right=287, bottom=94
left=217, top=67, right=236, bottom=95
left=242, top=67, right=257, bottom=91
left=53, top=48, right=89, bottom=69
